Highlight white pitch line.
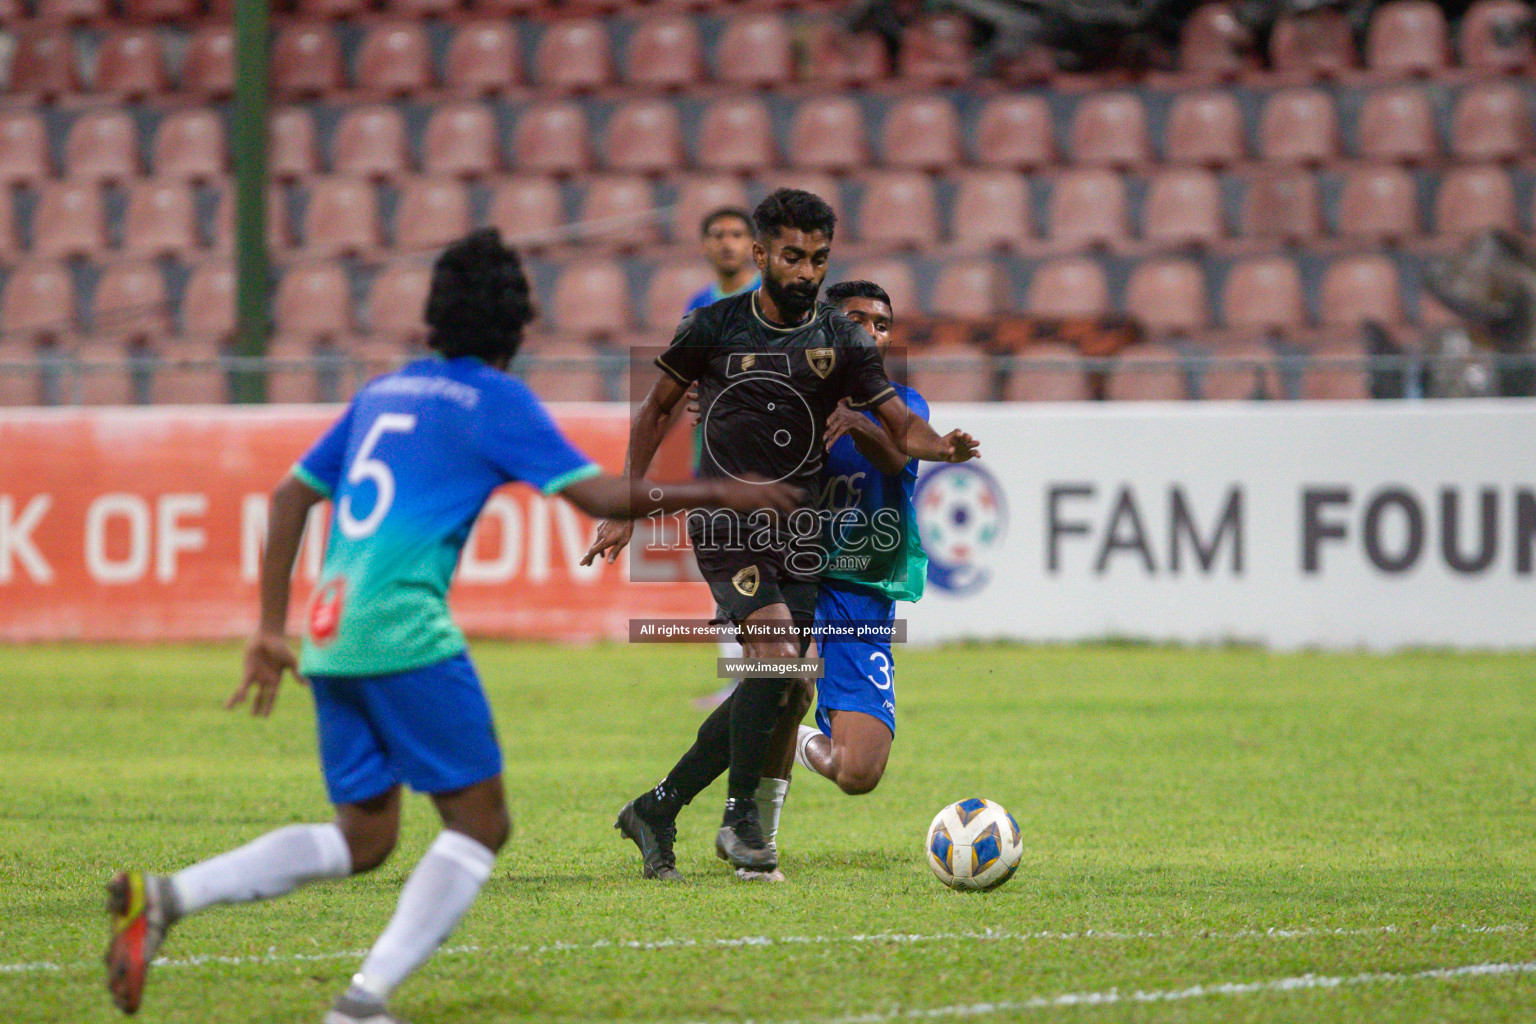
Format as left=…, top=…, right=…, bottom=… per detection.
left=0, top=923, right=1526, bottom=977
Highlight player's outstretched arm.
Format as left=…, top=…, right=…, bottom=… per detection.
left=567, top=474, right=802, bottom=524
left=824, top=398, right=908, bottom=475
left=582, top=374, right=690, bottom=564
left=228, top=474, right=322, bottom=717
left=870, top=395, right=981, bottom=464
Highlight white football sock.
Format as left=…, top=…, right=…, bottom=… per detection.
left=352, top=830, right=496, bottom=1002
left=755, top=776, right=790, bottom=844
left=170, top=823, right=352, bottom=917
left=794, top=724, right=822, bottom=774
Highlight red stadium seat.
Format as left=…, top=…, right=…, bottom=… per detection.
left=950, top=170, right=1032, bottom=251
left=1459, top=0, right=1535, bottom=72
left=269, top=106, right=320, bottom=182
left=182, top=260, right=235, bottom=340
left=183, top=26, right=234, bottom=98
left=1071, top=92, right=1150, bottom=169
left=8, top=27, right=80, bottom=99
left=1269, top=9, right=1358, bottom=79
left=1200, top=340, right=1280, bottom=400
left=1107, top=343, right=1186, bottom=401
left=974, top=95, right=1056, bottom=170
left=1165, top=91, right=1246, bottom=168
left=300, top=177, right=381, bottom=257
left=518, top=337, right=608, bottom=403
left=271, top=23, right=344, bottom=99
left=801, top=23, right=889, bottom=87
left=64, top=111, right=139, bottom=184
left=422, top=103, right=501, bottom=179
left=788, top=97, right=869, bottom=172
left=211, top=185, right=289, bottom=253
left=151, top=337, right=229, bottom=405
left=624, top=15, right=702, bottom=90
left=881, top=95, right=962, bottom=171
left=605, top=101, right=685, bottom=175
left=386, top=0, right=460, bottom=15
left=488, top=177, right=565, bottom=251
left=644, top=262, right=715, bottom=329
left=93, top=261, right=169, bottom=344
left=534, top=18, right=612, bottom=92
left=839, top=258, right=918, bottom=317
left=856, top=172, right=939, bottom=249
left=716, top=12, right=793, bottom=87
left=1240, top=168, right=1322, bottom=243
left=1451, top=82, right=1533, bottom=162
left=1321, top=255, right=1403, bottom=328
left=1300, top=341, right=1371, bottom=400
left=264, top=337, right=328, bottom=404
left=931, top=259, right=1005, bottom=319
left=295, top=0, right=366, bottom=18
left=1434, top=165, right=1516, bottom=237
left=152, top=109, right=226, bottom=183
left=1, top=262, right=77, bottom=344
left=121, top=0, right=196, bottom=20
left=274, top=263, right=353, bottom=339
left=898, top=12, right=973, bottom=84
left=1005, top=342, right=1091, bottom=401
left=1366, top=0, right=1450, bottom=77
left=1223, top=257, right=1305, bottom=333
left=1048, top=170, right=1128, bottom=250
left=670, top=176, right=750, bottom=245
left=697, top=98, right=778, bottom=173
left=93, top=27, right=167, bottom=99
left=332, top=106, right=410, bottom=180
left=470, top=0, right=541, bottom=13
left=394, top=178, right=471, bottom=253
left=122, top=179, right=198, bottom=258
left=1027, top=257, right=1109, bottom=317
left=33, top=181, right=105, bottom=259
left=1259, top=89, right=1340, bottom=166
left=1356, top=86, right=1439, bottom=164
left=356, top=21, right=434, bottom=97
left=1143, top=169, right=1224, bottom=250
left=512, top=102, right=592, bottom=176
left=1178, top=2, right=1258, bottom=80
left=443, top=21, right=520, bottom=96
left=0, top=111, right=52, bottom=187
left=1337, top=165, right=1418, bottom=243
left=576, top=176, right=661, bottom=249
left=553, top=260, right=632, bottom=338
left=1127, top=259, right=1209, bottom=335
left=0, top=193, right=17, bottom=267
left=908, top=342, right=993, bottom=401
left=36, top=0, right=105, bottom=21
left=367, top=260, right=431, bottom=341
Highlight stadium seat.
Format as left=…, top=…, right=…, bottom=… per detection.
left=1071, top=92, right=1151, bottom=169
left=92, top=261, right=169, bottom=345
left=930, top=259, right=1005, bottom=319
left=644, top=262, right=714, bottom=329
left=1299, top=341, right=1371, bottom=400
left=576, top=176, right=661, bottom=249
left=1365, top=0, right=1450, bottom=77
left=332, top=106, right=410, bottom=180
left=1107, top=343, right=1186, bottom=401
left=881, top=95, right=962, bottom=171
left=909, top=342, right=993, bottom=401
left=1269, top=9, right=1358, bottom=79
left=1259, top=89, right=1340, bottom=165
left=33, top=181, right=105, bottom=259
left=151, top=337, right=229, bottom=405
left=384, top=0, right=459, bottom=15
left=1434, top=165, right=1516, bottom=236
left=487, top=177, right=565, bottom=251
left=1, top=262, right=77, bottom=344
left=800, top=23, right=889, bottom=86
left=152, top=110, right=226, bottom=183
left=553, top=260, right=632, bottom=338
left=183, top=26, right=234, bottom=98
left=356, top=21, right=434, bottom=97
left=1178, top=2, right=1258, bottom=80
left=299, top=177, right=381, bottom=256
left=1048, top=170, right=1128, bottom=250
left=950, top=170, right=1032, bottom=251
left=0, top=194, right=17, bottom=267
left=1126, top=258, right=1209, bottom=335
left=366, top=259, right=431, bottom=342
left=974, top=95, right=1056, bottom=170
left=443, top=21, right=520, bottom=96
left=274, top=263, right=353, bottom=339
left=517, top=337, right=608, bottom=403
left=422, top=103, right=501, bottom=179
left=898, top=12, right=973, bottom=84
left=670, top=176, right=751, bottom=245
left=1199, top=339, right=1280, bottom=399
left=1337, top=165, right=1418, bottom=243
left=122, top=180, right=197, bottom=258
left=716, top=12, right=793, bottom=87
left=1165, top=91, right=1246, bottom=167
left=1027, top=257, right=1109, bottom=317
left=1459, top=0, right=1534, bottom=72
left=64, top=111, right=140, bottom=184
left=512, top=103, right=592, bottom=176
left=605, top=101, right=684, bottom=175
left=1240, top=168, right=1322, bottom=243
left=264, top=336, right=327, bottom=404
left=0, top=112, right=51, bottom=187
left=1451, top=82, right=1532, bottom=162
left=294, top=0, right=366, bottom=18
left=93, top=27, right=167, bottom=99
left=1356, top=86, right=1440, bottom=164
left=838, top=258, right=918, bottom=317
left=394, top=178, right=472, bottom=253
left=1143, top=169, right=1224, bottom=251
left=469, top=0, right=541, bottom=13
left=1004, top=342, right=1092, bottom=401
left=8, top=27, right=80, bottom=99
left=1320, top=255, right=1403, bottom=328
left=788, top=97, right=870, bottom=172
left=534, top=18, right=612, bottom=92
left=855, top=172, right=939, bottom=249
left=73, top=337, right=140, bottom=407
left=36, top=0, right=105, bottom=21
left=269, top=107, right=320, bottom=182
left=271, top=23, right=344, bottom=99
left=121, top=0, right=196, bottom=20
left=181, top=259, right=235, bottom=340
left=624, top=15, right=702, bottom=90
left=212, top=185, right=289, bottom=253
left=1222, top=257, right=1305, bottom=333
left=697, top=98, right=778, bottom=173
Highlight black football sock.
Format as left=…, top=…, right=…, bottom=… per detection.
left=644, top=691, right=735, bottom=816
left=726, top=676, right=788, bottom=802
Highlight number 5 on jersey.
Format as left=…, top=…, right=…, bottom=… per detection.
left=338, top=414, right=417, bottom=540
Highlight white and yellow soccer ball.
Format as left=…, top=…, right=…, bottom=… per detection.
left=925, top=798, right=1023, bottom=891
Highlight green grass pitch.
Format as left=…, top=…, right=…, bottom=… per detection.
left=2, top=641, right=1535, bottom=1023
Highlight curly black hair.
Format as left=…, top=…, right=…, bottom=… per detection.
left=700, top=206, right=755, bottom=238
left=425, top=228, right=538, bottom=365
left=826, top=279, right=892, bottom=311
left=753, top=188, right=837, bottom=243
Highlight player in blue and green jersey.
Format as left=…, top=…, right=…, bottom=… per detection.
left=103, top=230, right=800, bottom=1024
left=683, top=207, right=761, bottom=315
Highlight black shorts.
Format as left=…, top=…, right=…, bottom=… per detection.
left=693, top=541, right=818, bottom=651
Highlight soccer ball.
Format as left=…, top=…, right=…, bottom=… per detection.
left=925, top=798, right=1023, bottom=892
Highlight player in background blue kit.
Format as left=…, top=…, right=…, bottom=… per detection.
left=102, top=230, right=800, bottom=1024
left=683, top=207, right=761, bottom=314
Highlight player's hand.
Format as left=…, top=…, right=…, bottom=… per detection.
left=823, top=398, right=865, bottom=450
left=685, top=385, right=702, bottom=427
left=229, top=632, right=304, bottom=718
left=581, top=518, right=634, bottom=566
left=714, top=477, right=805, bottom=515
left=941, top=429, right=981, bottom=463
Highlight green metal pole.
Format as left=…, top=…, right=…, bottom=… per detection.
left=231, top=0, right=270, bottom=403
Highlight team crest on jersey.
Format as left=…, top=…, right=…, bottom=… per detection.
left=309, top=578, right=346, bottom=647
left=732, top=565, right=760, bottom=597
left=806, top=347, right=836, bottom=378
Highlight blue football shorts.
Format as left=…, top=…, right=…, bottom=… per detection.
left=309, top=651, right=502, bottom=805
left=813, top=584, right=897, bottom=739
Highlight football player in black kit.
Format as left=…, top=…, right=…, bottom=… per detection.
left=582, top=189, right=978, bottom=878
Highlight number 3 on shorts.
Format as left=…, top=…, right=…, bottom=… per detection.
left=339, top=413, right=417, bottom=540
left=867, top=650, right=893, bottom=691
